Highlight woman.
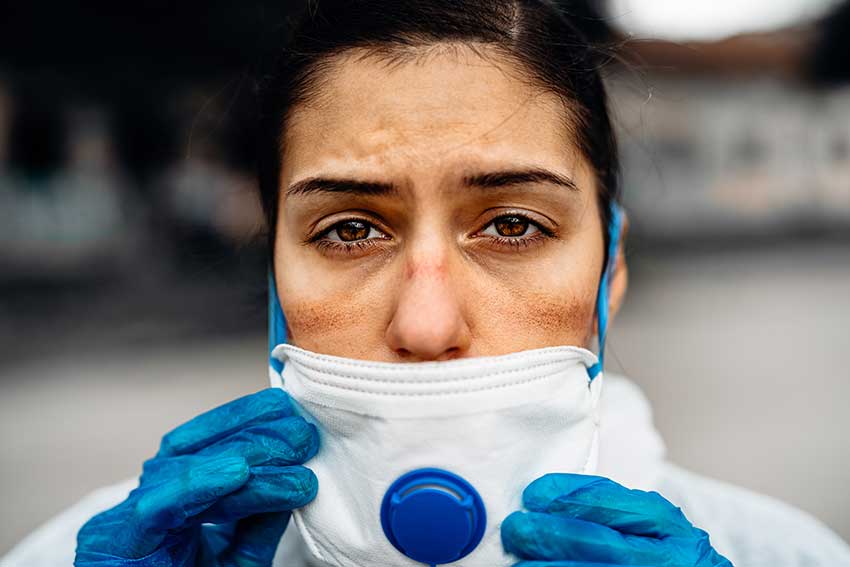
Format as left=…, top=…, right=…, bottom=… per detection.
left=5, top=1, right=850, bottom=565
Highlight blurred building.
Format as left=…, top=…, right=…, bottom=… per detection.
left=609, top=28, right=850, bottom=241
left=618, top=79, right=850, bottom=239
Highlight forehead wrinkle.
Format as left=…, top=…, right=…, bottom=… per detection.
left=334, top=42, right=581, bottom=134
left=289, top=44, right=558, bottom=128
left=292, top=42, right=557, bottom=121
left=281, top=45, right=590, bottom=202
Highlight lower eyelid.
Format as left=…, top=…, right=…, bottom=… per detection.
left=494, top=232, right=548, bottom=245
left=314, top=238, right=382, bottom=255
left=468, top=230, right=550, bottom=252
left=322, top=239, right=378, bottom=252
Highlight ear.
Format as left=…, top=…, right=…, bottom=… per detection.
left=607, top=211, right=629, bottom=321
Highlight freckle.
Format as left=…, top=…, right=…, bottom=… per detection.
left=507, top=289, right=593, bottom=334
left=284, top=290, right=371, bottom=337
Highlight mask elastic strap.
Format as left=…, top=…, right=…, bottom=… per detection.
left=269, top=267, right=288, bottom=374
left=587, top=202, right=624, bottom=380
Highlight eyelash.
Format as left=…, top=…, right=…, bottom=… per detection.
left=312, top=236, right=384, bottom=256
left=486, top=232, right=548, bottom=250
left=310, top=214, right=554, bottom=256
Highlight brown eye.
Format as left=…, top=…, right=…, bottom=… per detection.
left=495, top=216, right=528, bottom=236
left=321, top=219, right=388, bottom=243
left=335, top=220, right=370, bottom=241
left=482, top=215, right=540, bottom=238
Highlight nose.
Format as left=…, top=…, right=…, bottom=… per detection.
left=385, top=256, right=471, bottom=361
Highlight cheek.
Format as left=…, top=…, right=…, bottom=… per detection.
left=283, top=291, right=366, bottom=337
left=275, top=245, right=394, bottom=356
left=509, top=288, right=595, bottom=339
left=463, top=237, right=603, bottom=351
left=281, top=293, right=377, bottom=356
left=470, top=280, right=598, bottom=351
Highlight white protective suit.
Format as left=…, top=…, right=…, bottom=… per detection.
left=3, top=372, right=850, bottom=567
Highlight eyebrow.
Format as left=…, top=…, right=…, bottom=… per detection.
left=464, top=168, right=579, bottom=192
left=286, top=177, right=396, bottom=198
left=285, top=167, right=579, bottom=198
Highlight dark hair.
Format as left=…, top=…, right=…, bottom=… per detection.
left=257, top=0, right=620, bottom=260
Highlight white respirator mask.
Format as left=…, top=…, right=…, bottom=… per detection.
left=267, top=205, right=624, bottom=566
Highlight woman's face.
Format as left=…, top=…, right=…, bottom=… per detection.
left=274, top=46, right=623, bottom=362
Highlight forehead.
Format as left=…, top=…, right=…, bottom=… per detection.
left=280, top=45, right=585, bottom=184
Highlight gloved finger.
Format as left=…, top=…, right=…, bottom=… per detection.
left=142, top=453, right=210, bottom=485
left=218, top=512, right=292, bottom=567
left=501, top=511, right=674, bottom=564
left=141, top=417, right=318, bottom=485
left=193, top=465, right=318, bottom=524
left=80, top=456, right=250, bottom=559
left=157, top=388, right=295, bottom=457
left=198, top=416, right=320, bottom=466
left=522, top=473, right=696, bottom=538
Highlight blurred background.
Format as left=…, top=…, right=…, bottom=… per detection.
left=1, top=0, right=849, bottom=555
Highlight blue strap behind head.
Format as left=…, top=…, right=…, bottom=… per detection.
left=269, top=269, right=287, bottom=374
left=268, top=202, right=624, bottom=379
left=587, top=202, right=624, bottom=380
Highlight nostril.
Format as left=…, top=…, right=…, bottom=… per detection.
left=437, top=347, right=462, bottom=361
left=393, top=347, right=464, bottom=362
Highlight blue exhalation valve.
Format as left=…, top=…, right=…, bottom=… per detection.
left=380, top=468, right=487, bottom=566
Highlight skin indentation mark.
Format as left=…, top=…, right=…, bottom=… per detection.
left=404, top=260, right=448, bottom=280
left=283, top=296, right=373, bottom=339
left=506, top=290, right=595, bottom=344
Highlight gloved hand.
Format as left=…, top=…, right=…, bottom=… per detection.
left=502, top=473, right=733, bottom=566
left=75, top=388, right=319, bottom=566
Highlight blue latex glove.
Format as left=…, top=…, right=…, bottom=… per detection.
left=75, top=388, right=319, bottom=566
left=502, top=473, right=733, bottom=566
